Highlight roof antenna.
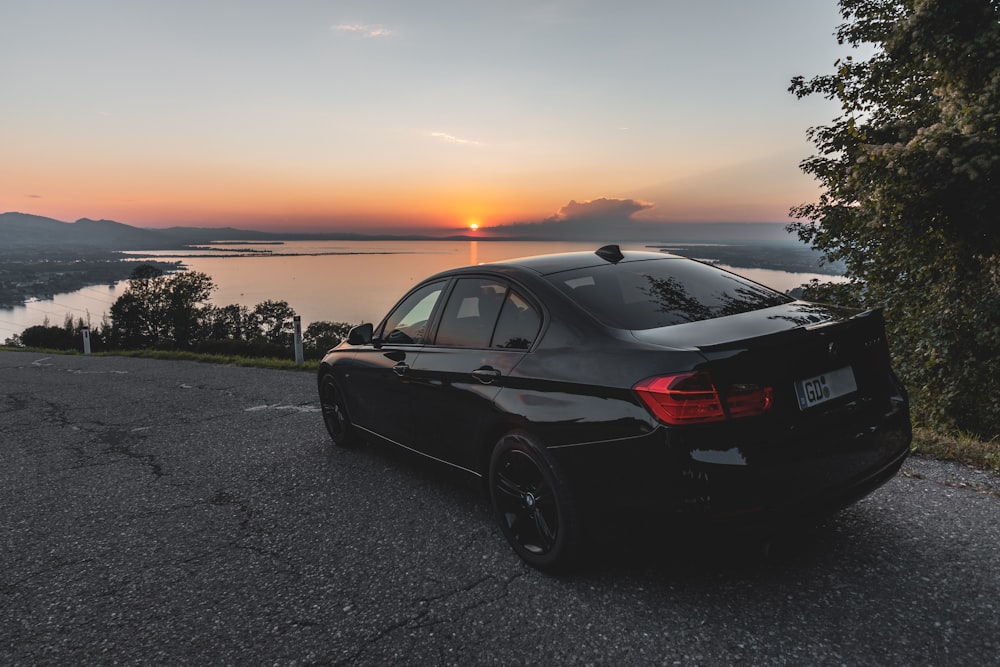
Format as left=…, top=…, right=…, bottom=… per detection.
left=595, top=244, right=624, bottom=263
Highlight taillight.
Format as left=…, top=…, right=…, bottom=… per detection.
left=634, top=372, right=773, bottom=425
left=634, top=372, right=725, bottom=424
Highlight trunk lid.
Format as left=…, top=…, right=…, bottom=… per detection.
left=631, top=302, right=895, bottom=422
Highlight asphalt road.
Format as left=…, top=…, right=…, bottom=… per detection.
left=2, top=350, right=998, bottom=666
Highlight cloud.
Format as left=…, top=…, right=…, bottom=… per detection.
left=555, top=197, right=652, bottom=221
left=427, top=131, right=484, bottom=147
left=332, top=24, right=393, bottom=38
left=485, top=197, right=657, bottom=240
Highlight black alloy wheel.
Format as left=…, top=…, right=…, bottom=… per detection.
left=489, top=433, right=581, bottom=571
left=319, top=374, right=358, bottom=447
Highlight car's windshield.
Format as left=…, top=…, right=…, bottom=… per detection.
left=545, top=257, right=792, bottom=330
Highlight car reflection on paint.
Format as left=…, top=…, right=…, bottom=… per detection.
left=318, top=245, right=911, bottom=570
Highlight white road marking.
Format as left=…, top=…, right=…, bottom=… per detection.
left=244, top=404, right=321, bottom=414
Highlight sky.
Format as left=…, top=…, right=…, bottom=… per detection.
left=1, top=1, right=851, bottom=236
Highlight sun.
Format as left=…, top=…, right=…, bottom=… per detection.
left=467, top=220, right=480, bottom=231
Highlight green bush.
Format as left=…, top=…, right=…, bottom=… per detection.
left=20, top=325, right=76, bottom=350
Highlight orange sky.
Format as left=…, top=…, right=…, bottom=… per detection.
left=2, top=2, right=845, bottom=235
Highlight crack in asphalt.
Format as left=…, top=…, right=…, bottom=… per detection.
left=41, top=397, right=74, bottom=429
left=99, top=429, right=164, bottom=478
left=206, top=488, right=303, bottom=574
left=54, top=427, right=165, bottom=479
left=411, top=570, right=529, bottom=629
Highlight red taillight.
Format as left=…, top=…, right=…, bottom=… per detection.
left=725, top=384, right=774, bottom=419
left=634, top=372, right=773, bottom=425
left=634, top=372, right=725, bottom=425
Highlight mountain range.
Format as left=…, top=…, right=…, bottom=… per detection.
left=1, top=212, right=398, bottom=253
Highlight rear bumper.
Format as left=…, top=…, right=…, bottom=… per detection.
left=550, top=397, right=912, bottom=528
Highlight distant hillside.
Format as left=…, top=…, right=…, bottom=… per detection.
left=1, top=212, right=177, bottom=252
left=0, top=213, right=441, bottom=254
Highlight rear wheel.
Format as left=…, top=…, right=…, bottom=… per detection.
left=489, top=432, right=582, bottom=571
left=319, top=374, right=358, bottom=447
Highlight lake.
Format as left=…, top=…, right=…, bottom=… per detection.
left=0, top=240, right=845, bottom=340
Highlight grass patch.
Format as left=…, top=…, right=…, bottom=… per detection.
left=910, top=427, right=1000, bottom=474
left=0, top=345, right=83, bottom=355
left=99, top=349, right=319, bottom=371
left=0, top=345, right=318, bottom=372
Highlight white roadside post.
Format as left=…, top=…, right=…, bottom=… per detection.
left=82, top=326, right=92, bottom=355
left=293, top=316, right=304, bottom=365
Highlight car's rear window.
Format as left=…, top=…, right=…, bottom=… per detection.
left=545, top=257, right=793, bottom=330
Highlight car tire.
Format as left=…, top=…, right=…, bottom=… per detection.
left=489, top=432, right=582, bottom=571
left=319, top=374, right=359, bottom=448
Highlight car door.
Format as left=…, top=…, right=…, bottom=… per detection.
left=405, top=277, right=543, bottom=473
left=345, top=280, right=447, bottom=448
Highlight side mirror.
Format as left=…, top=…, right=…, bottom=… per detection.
left=347, top=322, right=374, bottom=345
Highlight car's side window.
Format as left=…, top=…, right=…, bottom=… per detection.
left=492, top=290, right=541, bottom=350
left=435, top=278, right=507, bottom=348
left=380, top=281, right=445, bottom=345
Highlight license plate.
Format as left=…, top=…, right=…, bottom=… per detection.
left=794, top=366, right=858, bottom=410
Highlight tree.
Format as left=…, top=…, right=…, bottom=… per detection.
left=165, top=271, right=215, bottom=348
left=109, top=271, right=215, bottom=349
left=789, top=0, right=1000, bottom=436
left=303, top=320, right=354, bottom=358
left=129, top=263, right=165, bottom=281
left=205, top=303, right=253, bottom=341
left=249, top=299, right=297, bottom=345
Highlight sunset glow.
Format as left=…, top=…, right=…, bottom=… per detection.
left=1, top=2, right=845, bottom=234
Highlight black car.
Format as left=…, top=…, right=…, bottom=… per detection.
left=317, top=245, right=911, bottom=570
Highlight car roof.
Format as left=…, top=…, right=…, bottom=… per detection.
left=488, top=247, right=684, bottom=275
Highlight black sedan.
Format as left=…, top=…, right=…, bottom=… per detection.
left=318, top=245, right=911, bottom=570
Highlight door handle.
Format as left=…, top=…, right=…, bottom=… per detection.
left=472, top=367, right=502, bottom=384
left=393, top=362, right=409, bottom=376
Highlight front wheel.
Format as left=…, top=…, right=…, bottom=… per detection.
left=318, top=374, right=359, bottom=447
left=489, top=432, right=582, bottom=571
